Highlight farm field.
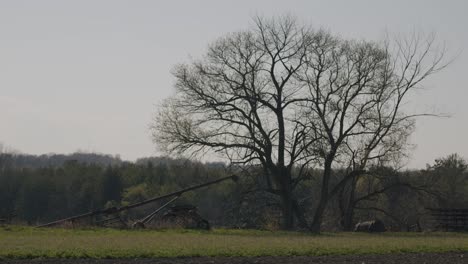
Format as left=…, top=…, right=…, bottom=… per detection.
left=0, top=226, right=467, bottom=260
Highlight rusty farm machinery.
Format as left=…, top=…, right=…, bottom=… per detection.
left=37, top=174, right=238, bottom=230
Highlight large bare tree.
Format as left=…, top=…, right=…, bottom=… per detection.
left=153, top=16, right=317, bottom=229
left=153, top=16, right=447, bottom=231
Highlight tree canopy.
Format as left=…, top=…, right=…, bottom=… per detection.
left=153, top=16, right=448, bottom=231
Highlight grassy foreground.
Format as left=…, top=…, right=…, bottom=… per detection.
left=0, top=226, right=467, bottom=259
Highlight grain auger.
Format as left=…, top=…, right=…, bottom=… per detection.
left=37, top=174, right=239, bottom=229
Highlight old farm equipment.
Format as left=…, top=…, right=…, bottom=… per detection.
left=159, top=204, right=210, bottom=230
left=37, top=174, right=238, bottom=229
left=354, top=219, right=387, bottom=233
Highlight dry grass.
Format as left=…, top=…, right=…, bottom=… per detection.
left=0, top=226, right=467, bottom=259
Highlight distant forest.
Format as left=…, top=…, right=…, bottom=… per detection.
left=1, top=151, right=467, bottom=231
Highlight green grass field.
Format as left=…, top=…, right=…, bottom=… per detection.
left=0, top=226, right=467, bottom=259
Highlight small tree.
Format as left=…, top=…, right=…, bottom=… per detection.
left=423, top=154, right=468, bottom=208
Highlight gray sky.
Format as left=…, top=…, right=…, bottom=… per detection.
left=0, top=0, right=466, bottom=168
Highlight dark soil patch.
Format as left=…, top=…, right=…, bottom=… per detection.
left=1, top=252, right=467, bottom=264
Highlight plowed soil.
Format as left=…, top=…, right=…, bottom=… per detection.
left=1, top=252, right=467, bottom=264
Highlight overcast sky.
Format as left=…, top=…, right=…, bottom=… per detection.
left=0, top=0, right=466, bottom=168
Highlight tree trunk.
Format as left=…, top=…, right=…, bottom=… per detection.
left=281, top=189, right=295, bottom=230
left=271, top=164, right=308, bottom=230
left=310, top=156, right=333, bottom=233
left=279, top=166, right=295, bottom=229
left=280, top=190, right=310, bottom=230
left=341, top=174, right=358, bottom=231
left=310, top=200, right=326, bottom=232
left=293, top=199, right=309, bottom=229
left=342, top=208, right=355, bottom=231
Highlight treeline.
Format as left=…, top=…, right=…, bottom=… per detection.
left=0, top=152, right=467, bottom=230
left=0, top=152, right=122, bottom=168
left=0, top=153, right=232, bottom=225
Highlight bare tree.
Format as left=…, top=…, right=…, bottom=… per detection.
left=153, top=15, right=448, bottom=231
left=296, top=32, right=447, bottom=232
left=153, top=16, right=316, bottom=229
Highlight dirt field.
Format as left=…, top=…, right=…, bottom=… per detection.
left=1, top=253, right=467, bottom=264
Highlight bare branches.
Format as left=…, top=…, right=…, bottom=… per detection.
left=151, top=15, right=450, bottom=231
